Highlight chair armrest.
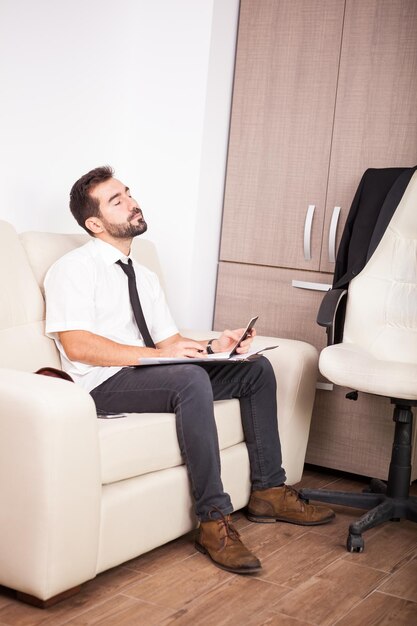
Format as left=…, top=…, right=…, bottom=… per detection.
left=316, top=288, right=348, bottom=345
left=0, top=368, right=101, bottom=600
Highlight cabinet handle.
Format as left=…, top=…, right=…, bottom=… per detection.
left=328, top=206, right=341, bottom=263
left=303, top=204, right=315, bottom=261
left=292, top=280, right=332, bottom=292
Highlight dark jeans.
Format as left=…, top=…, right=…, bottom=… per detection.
left=90, top=356, right=286, bottom=521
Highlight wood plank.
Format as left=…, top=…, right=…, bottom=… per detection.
left=122, top=558, right=230, bottom=611
left=341, top=523, right=417, bottom=572
left=336, top=591, right=417, bottom=626
left=238, top=520, right=306, bottom=562
left=157, top=577, right=291, bottom=626
left=0, top=567, right=148, bottom=626
left=258, top=532, right=342, bottom=588
left=64, top=594, right=175, bottom=626
left=245, top=614, right=314, bottom=626
left=274, top=560, right=387, bottom=625
left=378, top=555, right=417, bottom=602
left=123, top=532, right=196, bottom=575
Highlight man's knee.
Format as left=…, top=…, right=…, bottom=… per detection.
left=250, top=355, right=275, bottom=378
left=174, top=364, right=213, bottom=396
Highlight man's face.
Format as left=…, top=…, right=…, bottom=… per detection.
left=90, top=177, right=147, bottom=239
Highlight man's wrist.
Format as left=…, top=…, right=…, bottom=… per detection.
left=206, top=338, right=216, bottom=354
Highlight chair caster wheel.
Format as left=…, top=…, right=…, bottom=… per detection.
left=363, top=478, right=387, bottom=495
left=347, top=533, right=364, bottom=553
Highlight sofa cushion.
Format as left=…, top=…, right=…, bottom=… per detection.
left=98, top=398, right=243, bottom=484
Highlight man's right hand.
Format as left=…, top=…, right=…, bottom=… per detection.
left=154, top=336, right=206, bottom=359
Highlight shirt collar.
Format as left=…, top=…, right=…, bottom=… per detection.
left=91, top=238, right=131, bottom=265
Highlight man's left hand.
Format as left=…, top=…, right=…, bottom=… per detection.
left=212, top=328, right=256, bottom=354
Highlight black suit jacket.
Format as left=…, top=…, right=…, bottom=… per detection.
left=333, top=165, right=417, bottom=290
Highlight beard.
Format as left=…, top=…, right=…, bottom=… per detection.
left=100, top=211, right=148, bottom=239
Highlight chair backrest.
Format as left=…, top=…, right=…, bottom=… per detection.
left=343, top=171, right=417, bottom=364
left=0, top=220, right=165, bottom=373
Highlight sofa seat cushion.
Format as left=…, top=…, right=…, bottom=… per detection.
left=98, top=398, right=243, bottom=484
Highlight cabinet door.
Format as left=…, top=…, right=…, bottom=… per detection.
left=320, top=0, right=417, bottom=272
left=219, top=0, right=345, bottom=271
left=214, top=261, right=332, bottom=350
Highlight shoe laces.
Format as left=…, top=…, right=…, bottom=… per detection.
left=208, top=507, right=241, bottom=549
left=283, top=485, right=306, bottom=511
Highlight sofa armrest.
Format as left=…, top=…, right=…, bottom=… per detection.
left=252, top=336, right=318, bottom=484
left=0, top=369, right=101, bottom=600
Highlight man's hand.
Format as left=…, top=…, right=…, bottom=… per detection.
left=155, top=338, right=206, bottom=359
left=211, top=328, right=257, bottom=354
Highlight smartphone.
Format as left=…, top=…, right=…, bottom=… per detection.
left=229, top=316, right=258, bottom=357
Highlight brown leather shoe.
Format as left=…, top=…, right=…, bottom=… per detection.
left=195, top=511, right=262, bottom=574
left=247, top=485, right=335, bottom=526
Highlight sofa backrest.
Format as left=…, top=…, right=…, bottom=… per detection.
left=20, top=231, right=166, bottom=295
left=0, top=220, right=165, bottom=373
left=0, top=220, right=60, bottom=371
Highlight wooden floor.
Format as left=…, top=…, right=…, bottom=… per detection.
left=0, top=467, right=416, bottom=625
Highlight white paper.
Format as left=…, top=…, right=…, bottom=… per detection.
left=138, top=345, right=278, bottom=366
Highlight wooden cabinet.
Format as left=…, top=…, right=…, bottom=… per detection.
left=320, top=0, right=417, bottom=273
left=215, top=0, right=417, bottom=480
left=219, top=0, right=345, bottom=272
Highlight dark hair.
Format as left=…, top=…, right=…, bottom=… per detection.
left=69, top=165, right=114, bottom=234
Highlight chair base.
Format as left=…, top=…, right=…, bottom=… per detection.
left=300, top=400, right=417, bottom=552
left=299, top=479, right=417, bottom=552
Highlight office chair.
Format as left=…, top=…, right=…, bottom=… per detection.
left=300, top=167, right=417, bottom=552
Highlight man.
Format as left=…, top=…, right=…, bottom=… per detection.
left=44, top=166, right=334, bottom=575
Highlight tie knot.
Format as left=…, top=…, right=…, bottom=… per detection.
left=116, top=258, right=135, bottom=278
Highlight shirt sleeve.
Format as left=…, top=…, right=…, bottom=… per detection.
left=44, top=256, right=97, bottom=338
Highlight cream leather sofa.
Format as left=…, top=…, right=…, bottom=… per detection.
left=0, top=220, right=318, bottom=606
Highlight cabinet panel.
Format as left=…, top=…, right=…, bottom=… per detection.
left=214, top=261, right=332, bottom=349
left=307, top=386, right=417, bottom=481
left=320, top=0, right=417, bottom=272
left=219, top=0, right=345, bottom=271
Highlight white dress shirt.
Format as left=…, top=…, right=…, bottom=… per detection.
left=44, top=238, right=178, bottom=392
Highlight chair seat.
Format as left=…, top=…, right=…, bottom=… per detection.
left=320, top=343, right=417, bottom=400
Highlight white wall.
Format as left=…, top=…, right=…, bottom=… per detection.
left=0, top=0, right=239, bottom=329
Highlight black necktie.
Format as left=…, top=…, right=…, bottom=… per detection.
left=116, top=259, right=156, bottom=348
